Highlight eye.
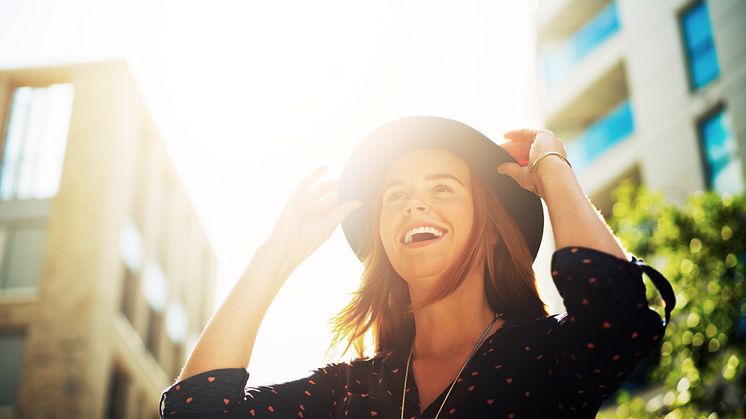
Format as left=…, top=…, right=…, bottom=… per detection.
left=386, top=191, right=406, bottom=202
left=385, top=183, right=454, bottom=203
left=432, top=183, right=454, bottom=193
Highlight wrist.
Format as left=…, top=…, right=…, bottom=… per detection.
left=534, top=156, right=577, bottom=200
left=252, top=237, right=298, bottom=279
left=534, top=153, right=572, bottom=174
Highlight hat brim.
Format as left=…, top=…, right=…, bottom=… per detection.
left=338, top=116, right=543, bottom=262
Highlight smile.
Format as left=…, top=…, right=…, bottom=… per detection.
left=400, top=225, right=448, bottom=247
left=402, top=233, right=446, bottom=248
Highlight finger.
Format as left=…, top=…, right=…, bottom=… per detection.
left=290, top=165, right=327, bottom=202
left=499, top=141, right=530, bottom=162
left=307, top=180, right=339, bottom=202
left=499, top=140, right=531, bottom=153
left=505, top=151, right=530, bottom=165
left=503, top=129, right=537, bottom=143
left=504, top=128, right=556, bottom=143
left=496, top=162, right=523, bottom=178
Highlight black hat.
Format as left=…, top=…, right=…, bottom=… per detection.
left=338, top=116, right=543, bottom=261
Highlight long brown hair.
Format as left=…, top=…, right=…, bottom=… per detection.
left=327, top=162, right=547, bottom=360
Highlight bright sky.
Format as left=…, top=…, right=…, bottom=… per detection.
left=0, top=0, right=561, bottom=386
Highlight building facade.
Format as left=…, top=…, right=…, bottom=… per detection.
left=536, top=0, right=746, bottom=215
left=534, top=0, right=746, bottom=412
left=0, top=62, right=217, bottom=419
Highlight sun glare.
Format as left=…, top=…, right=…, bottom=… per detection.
left=0, top=0, right=540, bottom=386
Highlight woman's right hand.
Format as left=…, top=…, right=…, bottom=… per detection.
left=264, top=165, right=362, bottom=269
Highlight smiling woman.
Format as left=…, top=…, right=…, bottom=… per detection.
left=328, top=147, right=546, bottom=363
left=159, top=116, right=676, bottom=418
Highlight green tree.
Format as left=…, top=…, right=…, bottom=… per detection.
left=597, top=182, right=745, bottom=419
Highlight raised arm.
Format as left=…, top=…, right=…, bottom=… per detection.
left=499, top=129, right=674, bottom=414
left=177, top=166, right=361, bottom=381
left=176, top=239, right=291, bottom=382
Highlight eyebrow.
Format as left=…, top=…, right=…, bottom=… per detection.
left=383, top=173, right=465, bottom=193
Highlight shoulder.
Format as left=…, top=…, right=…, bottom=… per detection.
left=314, top=353, right=388, bottom=376
left=509, top=313, right=565, bottom=328
left=495, top=313, right=567, bottom=341
left=551, top=246, right=636, bottom=274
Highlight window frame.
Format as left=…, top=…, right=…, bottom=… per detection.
left=695, top=104, right=744, bottom=193
left=678, top=0, right=721, bottom=91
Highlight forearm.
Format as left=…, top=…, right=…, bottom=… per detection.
left=177, top=240, right=296, bottom=382
left=536, top=157, right=627, bottom=260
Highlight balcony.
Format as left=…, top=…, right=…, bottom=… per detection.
left=540, top=1, right=620, bottom=89
left=565, top=100, right=634, bottom=174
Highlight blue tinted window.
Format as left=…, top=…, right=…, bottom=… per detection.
left=542, top=1, right=620, bottom=88
left=681, top=2, right=720, bottom=89
left=699, top=110, right=744, bottom=193
left=566, top=100, right=635, bottom=173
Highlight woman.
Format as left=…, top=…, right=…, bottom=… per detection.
left=159, top=116, right=675, bottom=418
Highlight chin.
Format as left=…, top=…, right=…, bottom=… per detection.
left=395, top=262, right=450, bottom=284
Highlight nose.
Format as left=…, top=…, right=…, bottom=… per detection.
left=403, top=196, right=429, bottom=214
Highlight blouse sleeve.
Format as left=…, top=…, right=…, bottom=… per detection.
left=159, top=364, right=340, bottom=419
left=548, top=246, right=673, bottom=415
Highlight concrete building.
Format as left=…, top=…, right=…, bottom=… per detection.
left=0, top=62, right=217, bottom=419
left=534, top=0, right=746, bottom=412
left=535, top=0, right=746, bottom=216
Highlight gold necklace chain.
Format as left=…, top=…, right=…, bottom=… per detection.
left=400, top=312, right=502, bottom=419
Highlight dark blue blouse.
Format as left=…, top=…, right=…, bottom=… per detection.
left=159, top=246, right=675, bottom=418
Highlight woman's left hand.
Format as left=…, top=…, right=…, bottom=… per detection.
left=497, top=128, right=571, bottom=197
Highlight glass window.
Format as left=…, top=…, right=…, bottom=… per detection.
left=565, top=100, right=635, bottom=173
left=699, top=109, right=744, bottom=193
left=0, top=222, right=47, bottom=290
left=120, top=221, right=143, bottom=272
left=680, top=1, right=720, bottom=89
left=119, top=221, right=143, bottom=324
left=542, top=1, right=620, bottom=88
left=0, top=333, right=26, bottom=407
left=105, top=366, right=129, bottom=419
left=142, top=261, right=168, bottom=359
left=142, top=263, right=167, bottom=311
left=165, top=301, right=187, bottom=344
left=146, top=306, right=163, bottom=358
left=0, top=84, right=75, bottom=200
left=119, top=263, right=139, bottom=324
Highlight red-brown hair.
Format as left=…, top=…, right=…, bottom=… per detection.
left=327, top=162, right=547, bottom=360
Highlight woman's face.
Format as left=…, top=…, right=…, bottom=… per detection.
left=378, top=148, right=475, bottom=284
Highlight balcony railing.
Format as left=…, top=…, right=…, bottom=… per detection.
left=566, top=100, right=634, bottom=173
left=541, top=1, right=620, bottom=89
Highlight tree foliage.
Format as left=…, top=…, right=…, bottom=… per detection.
left=596, top=182, right=746, bottom=418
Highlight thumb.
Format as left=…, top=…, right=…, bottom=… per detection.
left=497, top=162, right=522, bottom=178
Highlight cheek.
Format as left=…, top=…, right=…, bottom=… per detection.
left=378, top=211, right=395, bottom=247
left=453, top=202, right=476, bottom=240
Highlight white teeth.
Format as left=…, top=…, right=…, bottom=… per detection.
left=403, top=226, right=446, bottom=244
